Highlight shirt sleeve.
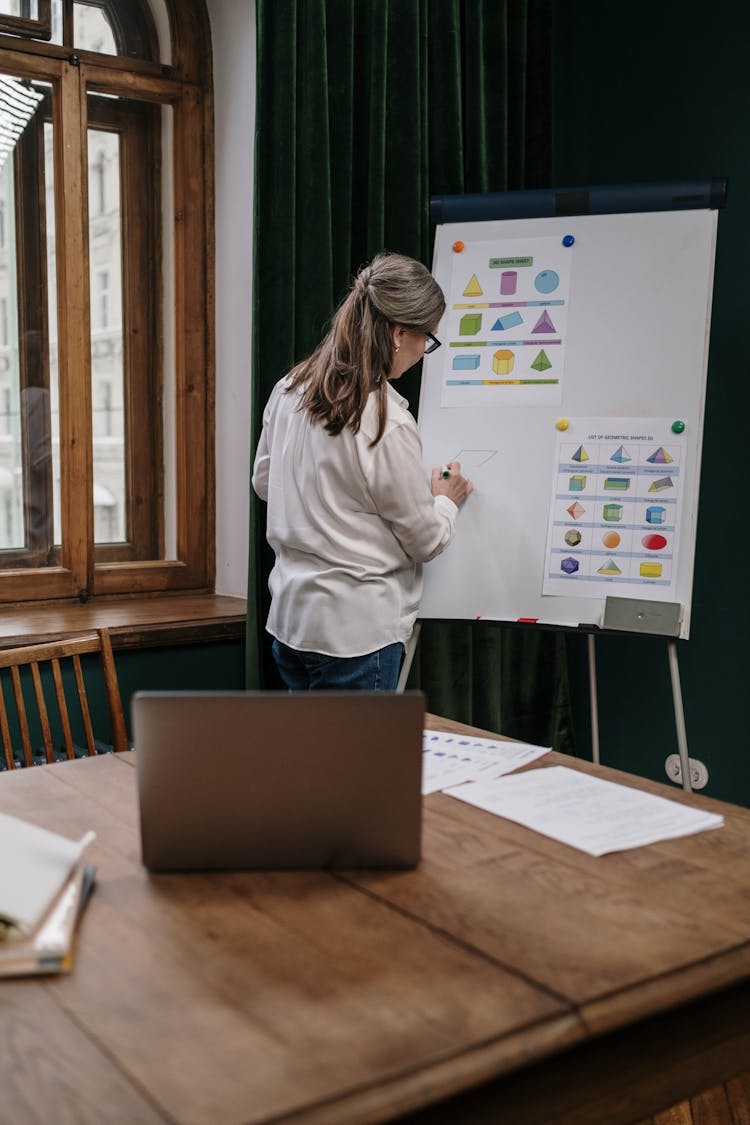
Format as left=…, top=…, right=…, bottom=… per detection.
left=252, top=425, right=270, bottom=501
left=252, top=386, right=279, bottom=502
left=365, top=420, right=458, bottom=564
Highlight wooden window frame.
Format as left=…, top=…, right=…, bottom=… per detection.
left=0, top=2, right=214, bottom=606
left=0, top=1, right=51, bottom=42
left=85, top=91, right=162, bottom=567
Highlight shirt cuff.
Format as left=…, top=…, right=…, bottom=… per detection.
left=434, top=494, right=458, bottom=518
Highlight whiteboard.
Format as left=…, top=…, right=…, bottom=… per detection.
left=417, top=209, right=718, bottom=638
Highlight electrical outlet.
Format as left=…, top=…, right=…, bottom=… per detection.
left=664, top=754, right=708, bottom=790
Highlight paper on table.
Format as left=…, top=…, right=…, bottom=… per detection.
left=0, top=813, right=95, bottom=936
left=0, top=862, right=95, bottom=976
left=448, top=765, right=723, bottom=856
left=422, top=730, right=550, bottom=795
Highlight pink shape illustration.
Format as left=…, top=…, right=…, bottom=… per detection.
left=532, top=309, right=556, bottom=333
left=532, top=312, right=557, bottom=333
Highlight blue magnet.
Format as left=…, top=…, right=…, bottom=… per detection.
left=562, top=234, right=575, bottom=247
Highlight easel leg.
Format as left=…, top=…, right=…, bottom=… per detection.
left=397, top=623, right=421, bottom=693
left=668, top=639, right=692, bottom=793
left=587, top=633, right=600, bottom=765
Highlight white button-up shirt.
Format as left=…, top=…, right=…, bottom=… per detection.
left=252, top=376, right=457, bottom=657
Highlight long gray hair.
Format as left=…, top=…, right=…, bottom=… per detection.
left=287, top=252, right=445, bottom=445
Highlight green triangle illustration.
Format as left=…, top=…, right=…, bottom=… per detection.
left=530, top=349, right=552, bottom=372
left=598, top=560, right=622, bottom=575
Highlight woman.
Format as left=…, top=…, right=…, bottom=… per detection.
left=252, top=251, right=473, bottom=691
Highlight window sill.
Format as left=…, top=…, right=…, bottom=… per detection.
left=0, top=594, right=247, bottom=651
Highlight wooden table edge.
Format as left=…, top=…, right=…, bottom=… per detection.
left=265, top=1010, right=585, bottom=1125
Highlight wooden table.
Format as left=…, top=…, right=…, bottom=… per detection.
left=3, top=714, right=750, bottom=1125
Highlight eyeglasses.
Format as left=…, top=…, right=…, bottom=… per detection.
left=401, top=325, right=442, bottom=354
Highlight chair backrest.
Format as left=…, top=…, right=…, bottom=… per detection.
left=0, top=628, right=128, bottom=770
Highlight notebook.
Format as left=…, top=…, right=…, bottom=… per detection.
left=132, top=691, right=425, bottom=871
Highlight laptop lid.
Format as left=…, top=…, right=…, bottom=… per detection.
left=132, top=691, right=425, bottom=871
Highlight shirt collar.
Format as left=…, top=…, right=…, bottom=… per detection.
left=386, top=381, right=409, bottom=410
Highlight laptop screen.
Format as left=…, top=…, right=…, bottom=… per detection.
left=132, top=691, right=425, bottom=871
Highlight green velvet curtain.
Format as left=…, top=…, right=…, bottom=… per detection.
left=248, top=0, right=576, bottom=754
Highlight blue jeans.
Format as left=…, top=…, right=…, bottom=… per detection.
left=272, top=639, right=405, bottom=692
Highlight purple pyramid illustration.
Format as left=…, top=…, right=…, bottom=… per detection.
left=532, top=309, right=556, bottom=333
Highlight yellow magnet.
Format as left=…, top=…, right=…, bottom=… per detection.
left=556, top=417, right=570, bottom=431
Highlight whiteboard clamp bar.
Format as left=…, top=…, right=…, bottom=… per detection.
left=602, top=597, right=682, bottom=637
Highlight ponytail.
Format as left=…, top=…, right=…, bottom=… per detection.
left=287, top=252, right=444, bottom=445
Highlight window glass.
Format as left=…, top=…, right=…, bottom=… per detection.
left=0, top=156, right=22, bottom=548
left=88, top=126, right=124, bottom=543
left=0, top=3, right=39, bottom=17
left=50, top=0, right=60, bottom=43
left=74, top=3, right=116, bottom=55
left=43, top=118, right=62, bottom=547
left=50, top=2, right=118, bottom=53
left=50, top=1, right=161, bottom=62
left=0, top=76, right=59, bottom=558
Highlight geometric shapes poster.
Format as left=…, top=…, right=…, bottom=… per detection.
left=543, top=417, right=686, bottom=600
left=439, top=235, right=573, bottom=408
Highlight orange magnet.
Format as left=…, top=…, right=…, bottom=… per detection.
left=452, top=240, right=465, bottom=253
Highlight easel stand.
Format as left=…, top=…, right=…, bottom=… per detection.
left=397, top=623, right=421, bottom=693
left=586, top=634, right=691, bottom=791
left=592, top=597, right=692, bottom=791
left=667, top=638, right=692, bottom=792
left=402, top=602, right=693, bottom=793
left=587, top=634, right=600, bottom=767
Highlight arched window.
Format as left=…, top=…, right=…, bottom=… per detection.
left=0, top=0, right=213, bottom=601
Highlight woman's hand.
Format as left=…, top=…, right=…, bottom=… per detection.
left=431, top=461, right=474, bottom=506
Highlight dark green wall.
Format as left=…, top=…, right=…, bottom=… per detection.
left=117, top=641, right=246, bottom=739
left=553, top=1, right=749, bottom=802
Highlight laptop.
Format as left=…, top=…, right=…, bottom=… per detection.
left=132, top=691, right=425, bottom=871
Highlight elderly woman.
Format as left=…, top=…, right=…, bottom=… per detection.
left=252, top=251, right=473, bottom=691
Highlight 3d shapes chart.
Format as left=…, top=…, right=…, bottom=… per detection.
left=440, top=235, right=573, bottom=407
left=542, top=418, right=685, bottom=600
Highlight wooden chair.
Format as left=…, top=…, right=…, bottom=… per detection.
left=0, top=628, right=128, bottom=770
